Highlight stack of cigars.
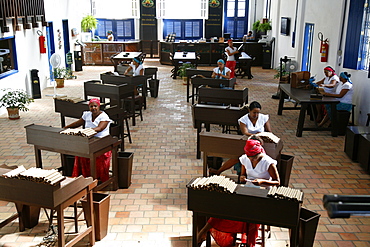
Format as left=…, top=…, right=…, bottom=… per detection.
left=267, top=186, right=303, bottom=202
left=60, top=128, right=97, bottom=138
left=188, top=175, right=237, bottom=194
left=3, top=166, right=65, bottom=186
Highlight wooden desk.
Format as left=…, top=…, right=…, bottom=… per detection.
left=187, top=181, right=302, bottom=247
left=278, top=84, right=340, bottom=137
left=25, top=124, right=121, bottom=191
left=199, top=131, right=283, bottom=176
left=191, top=77, right=236, bottom=104
left=100, top=73, right=151, bottom=111
left=185, top=69, right=213, bottom=103
left=0, top=170, right=97, bottom=247
left=192, top=104, right=248, bottom=159
left=54, top=99, right=127, bottom=150
left=235, top=52, right=253, bottom=79
left=112, top=52, right=142, bottom=72
left=84, top=80, right=137, bottom=126
left=172, top=52, right=197, bottom=79
left=198, top=86, right=248, bottom=106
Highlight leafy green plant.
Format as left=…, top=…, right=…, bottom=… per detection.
left=252, top=21, right=260, bottom=31
left=178, top=63, right=196, bottom=78
left=53, top=67, right=69, bottom=79
left=81, top=15, right=97, bottom=32
left=259, top=21, right=272, bottom=32
left=0, top=88, right=34, bottom=111
left=274, top=64, right=290, bottom=79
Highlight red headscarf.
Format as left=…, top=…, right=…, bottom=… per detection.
left=324, top=66, right=336, bottom=75
left=244, top=139, right=264, bottom=157
left=89, top=98, right=100, bottom=106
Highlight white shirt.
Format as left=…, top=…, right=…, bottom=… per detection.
left=238, top=113, right=269, bottom=134
left=239, top=154, right=277, bottom=180
left=129, top=63, right=144, bottom=76
left=213, top=66, right=231, bottom=79
left=323, top=74, right=340, bottom=93
left=225, top=46, right=238, bottom=61
left=335, top=81, right=353, bottom=105
left=82, top=111, right=111, bottom=138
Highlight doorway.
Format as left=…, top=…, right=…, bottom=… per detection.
left=224, top=0, right=249, bottom=39
left=301, top=23, right=314, bottom=71
left=46, top=22, right=55, bottom=80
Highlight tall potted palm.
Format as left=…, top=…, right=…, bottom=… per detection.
left=81, top=15, right=97, bottom=41
left=0, top=88, right=34, bottom=119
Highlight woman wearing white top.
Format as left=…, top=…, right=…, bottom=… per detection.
left=238, top=101, right=272, bottom=136
left=64, top=98, right=112, bottom=182
left=124, top=57, right=144, bottom=76
left=212, top=59, right=231, bottom=80
left=318, top=72, right=354, bottom=127
left=198, top=139, right=279, bottom=247
left=225, top=39, right=239, bottom=78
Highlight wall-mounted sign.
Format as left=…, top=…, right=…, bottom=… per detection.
left=209, top=0, right=220, bottom=8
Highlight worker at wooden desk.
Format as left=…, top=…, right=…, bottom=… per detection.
left=124, top=57, right=144, bottom=76
left=198, top=139, right=280, bottom=247
left=64, top=98, right=112, bottom=182
left=212, top=59, right=231, bottom=80
left=238, top=101, right=271, bottom=136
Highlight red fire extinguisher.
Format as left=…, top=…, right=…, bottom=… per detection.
left=318, top=32, right=329, bottom=62
left=37, top=30, right=46, bottom=54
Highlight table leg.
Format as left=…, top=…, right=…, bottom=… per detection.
left=330, top=103, right=338, bottom=137
left=192, top=84, right=195, bottom=105
left=187, top=77, right=190, bottom=103
left=173, top=64, right=178, bottom=79
left=277, top=87, right=285, bottom=115
left=290, top=226, right=299, bottom=247
left=90, top=154, right=97, bottom=179
left=296, top=103, right=308, bottom=137
left=112, top=146, right=119, bottom=190
left=196, top=124, right=201, bottom=159
left=86, top=189, right=95, bottom=246
left=34, top=146, right=42, bottom=168
left=203, top=152, right=208, bottom=177
left=60, top=115, right=66, bottom=128
left=57, top=205, right=65, bottom=247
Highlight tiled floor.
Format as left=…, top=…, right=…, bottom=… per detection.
left=0, top=59, right=370, bottom=247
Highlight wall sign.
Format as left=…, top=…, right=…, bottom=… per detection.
left=140, top=0, right=157, bottom=40
left=205, top=0, right=223, bottom=38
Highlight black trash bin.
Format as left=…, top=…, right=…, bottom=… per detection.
left=337, top=110, right=351, bottom=136
left=278, top=154, right=294, bottom=187
left=299, top=208, right=321, bottom=247
left=62, top=154, right=75, bottom=177
left=117, top=152, right=134, bottom=188
left=148, top=79, right=160, bottom=98
left=30, top=69, right=41, bottom=99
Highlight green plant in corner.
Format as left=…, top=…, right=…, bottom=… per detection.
left=178, top=63, right=196, bottom=79
left=258, top=21, right=272, bottom=32
left=0, top=88, right=34, bottom=111
left=273, top=64, right=290, bottom=80
left=53, top=67, right=69, bottom=79
left=81, top=15, right=97, bottom=32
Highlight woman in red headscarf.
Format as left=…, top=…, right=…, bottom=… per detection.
left=64, top=98, right=112, bottom=182
left=315, top=66, right=340, bottom=122
left=197, top=138, right=280, bottom=247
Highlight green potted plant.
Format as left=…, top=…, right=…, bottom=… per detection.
left=258, top=21, right=272, bottom=33
left=178, top=63, right=196, bottom=81
left=81, top=15, right=98, bottom=32
left=0, top=88, right=34, bottom=119
left=53, top=67, right=69, bottom=88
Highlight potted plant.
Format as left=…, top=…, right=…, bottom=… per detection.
left=253, top=19, right=272, bottom=38
left=178, top=63, right=196, bottom=81
left=0, top=88, right=34, bottom=119
left=53, top=67, right=69, bottom=88
left=81, top=15, right=97, bottom=32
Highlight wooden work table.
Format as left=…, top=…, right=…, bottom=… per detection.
left=25, top=124, right=121, bottom=191
left=0, top=166, right=97, bottom=247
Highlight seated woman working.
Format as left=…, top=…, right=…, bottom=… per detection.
left=124, top=57, right=144, bottom=76
left=64, top=98, right=112, bottom=182
left=212, top=59, right=231, bottom=80
left=198, top=139, right=280, bottom=247
left=209, top=101, right=272, bottom=175
left=318, top=71, right=353, bottom=127
left=315, top=66, right=340, bottom=122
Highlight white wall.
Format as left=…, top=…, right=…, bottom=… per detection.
left=270, top=0, right=369, bottom=125
left=0, top=0, right=90, bottom=116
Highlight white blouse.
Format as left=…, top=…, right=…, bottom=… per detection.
left=239, top=154, right=277, bottom=180
left=82, top=111, right=111, bottom=138
left=238, top=113, right=269, bottom=134
left=129, top=63, right=144, bottom=76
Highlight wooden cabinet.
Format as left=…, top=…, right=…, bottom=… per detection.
left=159, top=41, right=264, bottom=66
left=83, top=42, right=140, bottom=66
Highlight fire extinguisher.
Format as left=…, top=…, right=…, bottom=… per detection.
left=318, top=32, right=329, bottom=62
left=37, top=30, right=46, bottom=54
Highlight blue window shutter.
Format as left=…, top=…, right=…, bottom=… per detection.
left=344, top=0, right=366, bottom=69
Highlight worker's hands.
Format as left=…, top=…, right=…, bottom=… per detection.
left=251, top=179, right=264, bottom=186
